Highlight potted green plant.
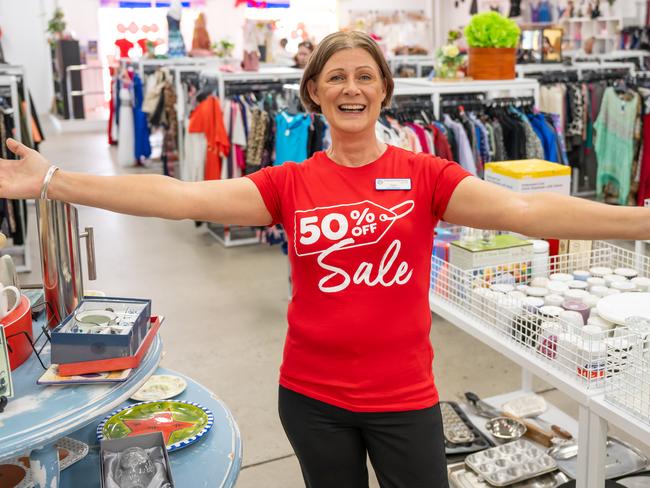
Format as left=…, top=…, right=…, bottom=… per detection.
left=464, top=11, right=520, bottom=80
left=46, top=8, right=66, bottom=44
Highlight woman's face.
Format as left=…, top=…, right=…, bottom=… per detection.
left=295, top=46, right=312, bottom=68
left=308, top=48, right=386, bottom=136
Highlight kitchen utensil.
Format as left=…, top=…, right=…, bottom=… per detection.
left=465, top=439, right=557, bottom=486
left=0, top=255, right=18, bottom=289
left=502, top=394, right=547, bottom=419
left=556, top=436, right=648, bottom=479
left=441, top=401, right=495, bottom=456
left=485, top=417, right=527, bottom=441
left=447, top=461, right=571, bottom=488
left=465, top=392, right=556, bottom=447
left=0, top=283, right=20, bottom=320
left=598, top=293, right=650, bottom=325
left=36, top=200, right=97, bottom=328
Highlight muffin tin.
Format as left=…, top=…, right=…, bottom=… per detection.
left=465, top=439, right=557, bottom=486
left=447, top=461, right=570, bottom=488
left=440, top=401, right=494, bottom=456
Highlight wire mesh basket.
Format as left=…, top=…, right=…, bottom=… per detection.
left=430, top=240, right=650, bottom=390
left=605, top=321, right=650, bottom=425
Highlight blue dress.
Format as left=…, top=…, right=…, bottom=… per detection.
left=133, top=74, right=152, bottom=161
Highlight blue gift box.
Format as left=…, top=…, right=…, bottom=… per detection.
left=50, top=297, right=151, bottom=365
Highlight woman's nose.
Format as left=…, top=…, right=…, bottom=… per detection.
left=342, top=78, right=361, bottom=95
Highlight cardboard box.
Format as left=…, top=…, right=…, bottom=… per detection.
left=450, top=234, right=533, bottom=271
left=100, top=432, right=174, bottom=488
left=51, top=297, right=151, bottom=364
left=485, top=159, right=571, bottom=195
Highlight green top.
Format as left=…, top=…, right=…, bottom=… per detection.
left=594, top=87, right=639, bottom=205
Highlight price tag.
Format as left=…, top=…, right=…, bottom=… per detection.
left=644, top=199, right=650, bottom=208
left=0, top=326, right=14, bottom=399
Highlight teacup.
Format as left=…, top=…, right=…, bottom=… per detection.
left=0, top=282, right=20, bottom=320
left=0, top=255, right=17, bottom=289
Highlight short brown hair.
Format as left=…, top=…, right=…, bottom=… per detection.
left=299, top=31, right=394, bottom=114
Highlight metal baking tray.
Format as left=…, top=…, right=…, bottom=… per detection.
left=441, top=401, right=494, bottom=456
left=448, top=461, right=570, bottom=488
left=556, top=436, right=648, bottom=480
left=465, top=439, right=558, bottom=487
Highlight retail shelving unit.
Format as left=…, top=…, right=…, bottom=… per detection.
left=430, top=241, right=650, bottom=487
left=559, top=16, right=623, bottom=55
left=199, top=67, right=304, bottom=248
left=0, top=73, right=31, bottom=274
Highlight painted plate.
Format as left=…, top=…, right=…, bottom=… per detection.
left=130, top=374, right=187, bottom=401
left=597, top=292, right=650, bottom=325
left=97, top=400, right=214, bottom=452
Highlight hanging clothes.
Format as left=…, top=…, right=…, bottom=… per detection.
left=595, top=87, right=640, bottom=205
left=132, top=74, right=151, bottom=162
left=274, top=111, right=310, bottom=165
left=188, top=95, right=230, bottom=180
left=117, top=83, right=135, bottom=167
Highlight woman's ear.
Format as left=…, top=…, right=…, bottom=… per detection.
left=307, top=79, right=320, bottom=107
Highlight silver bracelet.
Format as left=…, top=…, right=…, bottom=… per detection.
left=40, top=165, right=60, bottom=200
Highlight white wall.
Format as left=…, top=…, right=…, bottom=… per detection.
left=0, top=0, right=56, bottom=115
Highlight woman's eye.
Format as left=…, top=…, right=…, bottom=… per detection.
left=329, top=75, right=344, bottom=81
left=359, top=74, right=373, bottom=81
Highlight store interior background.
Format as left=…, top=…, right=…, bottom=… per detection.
left=1, top=0, right=649, bottom=486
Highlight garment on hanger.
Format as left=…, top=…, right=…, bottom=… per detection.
left=133, top=74, right=151, bottom=162
left=167, top=14, right=186, bottom=57
left=115, top=38, right=134, bottom=59
left=274, top=111, right=310, bottom=165
left=595, top=87, right=640, bottom=205
left=188, top=95, right=229, bottom=180
left=117, top=83, right=136, bottom=167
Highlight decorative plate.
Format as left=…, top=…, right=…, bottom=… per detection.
left=16, top=437, right=88, bottom=473
left=597, top=292, right=650, bottom=325
left=97, top=400, right=214, bottom=452
left=130, top=375, right=187, bottom=402
left=0, top=461, right=33, bottom=488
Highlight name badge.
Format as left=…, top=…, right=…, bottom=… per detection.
left=375, top=178, right=412, bottom=191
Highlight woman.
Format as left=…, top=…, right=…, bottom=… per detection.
left=2, top=31, right=649, bottom=487
left=293, top=40, right=314, bottom=69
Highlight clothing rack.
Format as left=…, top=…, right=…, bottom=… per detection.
left=200, top=67, right=303, bottom=105
left=197, top=68, right=303, bottom=248
left=519, top=62, right=638, bottom=197
left=0, top=74, right=30, bottom=273
left=393, top=78, right=541, bottom=120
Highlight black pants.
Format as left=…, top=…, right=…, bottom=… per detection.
left=278, top=386, right=449, bottom=488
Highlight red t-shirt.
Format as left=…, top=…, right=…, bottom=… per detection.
left=247, top=145, right=471, bottom=412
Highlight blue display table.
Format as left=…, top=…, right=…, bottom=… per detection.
left=0, top=318, right=241, bottom=487
left=62, top=367, right=242, bottom=487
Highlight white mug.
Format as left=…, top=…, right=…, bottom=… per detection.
left=0, top=255, right=17, bottom=289
left=0, top=283, right=21, bottom=320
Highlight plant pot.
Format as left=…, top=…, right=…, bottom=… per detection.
left=468, top=47, right=516, bottom=80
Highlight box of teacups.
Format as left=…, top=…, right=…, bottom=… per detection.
left=50, top=297, right=151, bottom=365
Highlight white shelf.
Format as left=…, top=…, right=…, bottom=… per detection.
left=591, top=395, right=650, bottom=448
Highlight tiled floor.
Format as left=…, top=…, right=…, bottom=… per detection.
left=16, top=125, right=650, bottom=487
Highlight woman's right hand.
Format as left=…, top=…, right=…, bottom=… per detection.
left=0, top=138, right=51, bottom=199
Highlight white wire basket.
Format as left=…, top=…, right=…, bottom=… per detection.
left=605, top=325, right=650, bottom=425
left=430, top=240, right=650, bottom=390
